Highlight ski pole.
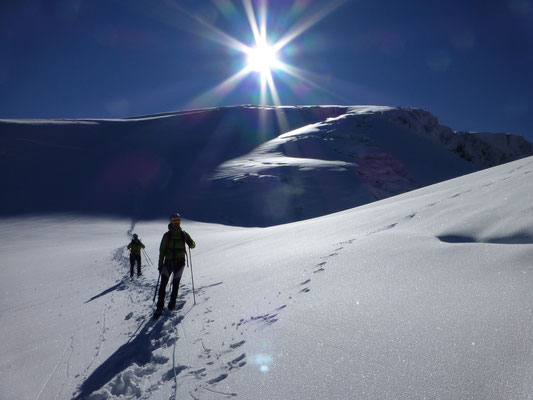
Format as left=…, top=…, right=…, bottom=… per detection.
left=187, top=245, right=196, bottom=305
left=153, top=271, right=161, bottom=302
left=142, top=248, right=153, bottom=266
left=141, top=250, right=149, bottom=268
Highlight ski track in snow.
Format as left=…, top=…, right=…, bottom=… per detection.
left=54, top=335, right=75, bottom=400
left=72, top=246, right=174, bottom=399
left=71, top=161, right=533, bottom=399
left=33, top=336, right=74, bottom=400
left=72, top=233, right=259, bottom=399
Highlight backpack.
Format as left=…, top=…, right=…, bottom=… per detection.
left=164, top=230, right=186, bottom=259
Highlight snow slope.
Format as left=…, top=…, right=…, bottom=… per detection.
left=1, top=105, right=531, bottom=226
left=2, top=155, right=533, bottom=399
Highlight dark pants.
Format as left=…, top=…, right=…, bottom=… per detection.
left=130, top=253, right=141, bottom=276
left=157, top=258, right=185, bottom=311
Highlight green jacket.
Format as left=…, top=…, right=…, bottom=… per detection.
left=159, top=225, right=195, bottom=265
left=127, top=239, right=145, bottom=255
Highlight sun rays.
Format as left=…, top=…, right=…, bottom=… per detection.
left=182, top=0, right=347, bottom=113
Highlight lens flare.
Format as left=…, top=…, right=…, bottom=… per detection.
left=253, top=353, right=273, bottom=373
left=159, top=0, right=348, bottom=119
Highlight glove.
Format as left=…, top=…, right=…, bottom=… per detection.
left=158, top=262, right=163, bottom=273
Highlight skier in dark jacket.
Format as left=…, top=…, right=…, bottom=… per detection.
left=127, top=233, right=145, bottom=277
left=155, top=213, right=195, bottom=317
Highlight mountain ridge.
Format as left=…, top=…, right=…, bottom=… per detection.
left=1, top=105, right=531, bottom=225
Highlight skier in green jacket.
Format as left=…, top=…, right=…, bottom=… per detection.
left=155, top=213, right=195, bottom=317
left=127, top=233, right=145, bottom=277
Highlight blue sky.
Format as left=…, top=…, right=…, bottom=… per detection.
left=1, top=0, right=532, bottom=140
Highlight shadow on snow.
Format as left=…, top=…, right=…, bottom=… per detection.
left=84, top=281, right=128, bottom=304
left=73, top=314, right=183, bottom=399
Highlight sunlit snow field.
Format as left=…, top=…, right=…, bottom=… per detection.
left=2, top=156, right=533, bottom=399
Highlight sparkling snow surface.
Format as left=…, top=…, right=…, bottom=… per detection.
left=2, top=156, right=533, bottom=399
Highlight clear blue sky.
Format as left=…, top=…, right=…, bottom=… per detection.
left=1, top=0, right=532, bottom=140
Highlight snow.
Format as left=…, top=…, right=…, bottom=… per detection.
left=2, top=105, right=531, bottom=226
left=2, top=154, right=533, bottom=399
left=1, top=105, right=533, bottom=399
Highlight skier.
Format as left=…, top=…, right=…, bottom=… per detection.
left=127, top=233, right=145, bottom=277
left=154, top=213, right=195, bottom=318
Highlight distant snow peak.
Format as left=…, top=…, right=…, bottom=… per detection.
left=359, top=106, right=533, bottom=168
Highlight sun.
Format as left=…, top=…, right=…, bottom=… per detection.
left=246, top=42, right=279, bottom=76
left=180, top=0, right=348, bottom=110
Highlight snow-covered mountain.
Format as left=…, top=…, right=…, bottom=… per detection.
left=2, top=155, right=533, bottom=400
left=1, top=105, right=531, bottom=226
left=376, top=107, right=533, bottom=167
left=2, top=105, right=533, bottom=399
